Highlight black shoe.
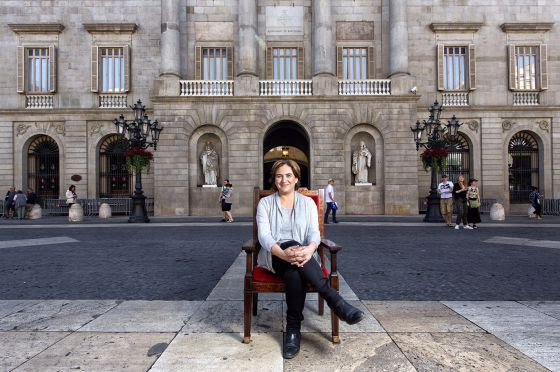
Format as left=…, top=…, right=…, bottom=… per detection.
left=283, top=330, right=301, bottom=359
left=333, top=300, right=364, bottom=325
left=333, top=220, right=339, bottom=224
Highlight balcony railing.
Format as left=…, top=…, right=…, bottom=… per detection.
left=259, top=80, right=313, bottom=96
left=26, top=94, right=53, bottom=109
left=338, top=80, right=391, bottom=95
left=513, top=92, right=539, bottom=106
left=99, top=94, right=128, bottom=108
left=442, top=92, right=469, bottom=106
left=180, top=80, right=234, bottom=96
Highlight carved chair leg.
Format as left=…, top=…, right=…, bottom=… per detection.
left=243, top=290, right=252, bottom=344
left=318, top=294, right=325, bottom=316
left=252, top=293, right=258, bottom=316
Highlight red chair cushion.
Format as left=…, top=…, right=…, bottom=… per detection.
left=253, top=265, right=329, bottom=283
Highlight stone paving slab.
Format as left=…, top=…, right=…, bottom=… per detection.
left=205, top=277, right=283, bottom=301
left=294, top=300, right=385, bottom=334
left=79, top=300, right=203, bottom=333
left=13, top=332, right=174, bottom=372
left=149, top=332, right=283, bottom=372
left=284, top=332, right=415, bottom=372
left=0, top=331, right=70, bottom=371
left=0, top=300, right=118, bottom=332
left=390, top=332, right=548, bottom=372
left=521, top=301, right=560, bottom=320
left=363, top=301, right=484, bottom=333
left=498, top=331, right=560, bottom=372
left=0, top=300, right=41, bottom=319
left=182, top=300, right=283, bottom=333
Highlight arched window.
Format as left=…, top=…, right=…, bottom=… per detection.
left=443, top=133, right=470, bottom=183
left=27, top=135, right=59, bottom=199
left=508, top=131, right=539, bottom=203
left=99, top=134, right=131, bottom=197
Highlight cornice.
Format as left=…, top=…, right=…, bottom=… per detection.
left=8, top=23, right=65, bottom=34
left=500, top=22, right=554, bottom=33
left=430, top=22, right=484, bottom=33
left=83, top=23, right=138, bottom=34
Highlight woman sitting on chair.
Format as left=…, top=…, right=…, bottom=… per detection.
left=256, top=159, right=364, bottom=359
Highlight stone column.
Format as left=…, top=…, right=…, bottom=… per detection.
left=312, top=0, right=337, bottom=95
left=156, top=0, right=181, bottom=95
left=236, top=0, right=259, bottom=95
left=388, top=0, right=414, bottom=94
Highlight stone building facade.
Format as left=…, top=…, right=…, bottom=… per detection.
left=0, top=0, right=558, bottom=216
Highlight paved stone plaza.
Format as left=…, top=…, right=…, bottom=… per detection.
left=0, top=217, right=559, bottom=371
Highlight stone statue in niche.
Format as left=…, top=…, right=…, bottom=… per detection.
left=200, top=142, right=219, bottom=186
left=352, top=141, right=373, bottom=185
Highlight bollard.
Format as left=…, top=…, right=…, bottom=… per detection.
left=68, top=204, right=84, bottom=222
left=490, top=203, right=505, bottom=221
left=99, top=203, right=112, bottom=219
left=29, top=204, right=42, bottom=219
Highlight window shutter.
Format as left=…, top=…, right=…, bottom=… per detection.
left=540, top=44, right=548, bottom=90
left=468, top=44, right=476, bottom=91
left=367, top=46, right=375, bottom=79
left=266, top=47, right=273, bottom=80
left=297, top=47, right=304, bottom=80
left=124, top=45, right=130, bottom=92
left=48, top=45, right=56, bottom=93
left=508, top=44, right=516, bottom=91
left=336, top=46, right=343, bottom=79
left=91, top=46, right=99, bottom=92
left=195, top=46, right=201, bottom=80
left=226, top=47, right=233, bottom=80
left=437, top=43, right=444, bottom=91
left=17, top=46, right=25, bottom=93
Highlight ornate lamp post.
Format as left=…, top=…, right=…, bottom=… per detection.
left=114, top=100, right=163, bottom=223
left=411, top=101, right=462, bottom=222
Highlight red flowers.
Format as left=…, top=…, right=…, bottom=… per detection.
left=124, top=147, right=153, bottom=173
left=124, top=147, right=154, bottom=160
left=421, top=147, right=449, bottom=171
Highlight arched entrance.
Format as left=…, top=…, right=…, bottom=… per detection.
left=508, top=131, right=539, bottom=203
left=98, top=134, right=131, bottom=197
left=263, top=121, right=310, bottom=189
left=27, top=135, right=59, bottom=200
left=443, top=133, right=471, bottom=183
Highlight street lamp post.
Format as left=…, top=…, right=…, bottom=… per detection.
left=114, top=100, right=163, bottom=223
left=411, top=101, right=462, bottom=222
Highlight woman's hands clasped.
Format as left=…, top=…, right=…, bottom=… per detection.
left=284, top=245, right=315, bottom=267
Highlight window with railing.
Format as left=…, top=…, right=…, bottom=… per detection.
left=443, top=47, right=467, bottom=91
left=101, top=47, right=125, bottom=93
left=341, top=47, right=368, bottom=80
left=273, top=48, right=298, bottom=80
left=437, top=44, right=475, bottom=106
left=511, top=46, right=537, bottom=91
left=203, top=48, right=228, bottom=80
left=91, top=45, right=130, bottom=104
left=26, top=48, right=51, bottom=93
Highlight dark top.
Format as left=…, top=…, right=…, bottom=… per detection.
left=453, top=183, right=467, bottom=201
left=4, top=191, right=15, bottom=204
left=27, top=192, right=37, bottom=204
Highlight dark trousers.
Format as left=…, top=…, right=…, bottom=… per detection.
left=324, top=202, right=337, bottom=223
left=533, top=203, right=542, bottom=217
left=455, top=199, right=468, bottom=225
left=272, top=240, right=341, bottom=331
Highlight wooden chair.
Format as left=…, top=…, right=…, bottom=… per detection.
left=242, top=187, right=342, bottom=344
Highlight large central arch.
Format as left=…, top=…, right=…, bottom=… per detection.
left=263, top=121, right=310, bottom=189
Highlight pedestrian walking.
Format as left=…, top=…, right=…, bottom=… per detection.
left=13, top=190, right=27, bottom=220
left=66, top=185, right=77, bottom=207
left=467, top=178, right=481, bottom=229
left=26, top=188, right=37, bottom=217
left=256, top=160, right=363, bottom=359
left=529, top=186, right=542, bottom=219
left=219, top=179, right=234, bottom=222
left=324, top=178, right=338, bottom=224
left=453, top=174, right=471, bottom=229
left=437, top=175, right=454, bottom=227
left=3, top=187, right=16, bottom=219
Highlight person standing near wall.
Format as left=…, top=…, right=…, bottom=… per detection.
left=467, top=179, right=481, bottom=229
left=453, top=174, right=471, bottom=229
left=529, top=186, right=543, bottom=220
left=66, top=185, right=77, bottom=208
left=3, top=187, right=16, bottom=219
left=437, top=175, right=454, bottom=227
left=324, top=178, right=338, bottom=224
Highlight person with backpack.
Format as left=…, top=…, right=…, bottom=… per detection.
left=466, top=179, right=481, bottom=229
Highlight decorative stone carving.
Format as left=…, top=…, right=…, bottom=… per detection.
left=490, top=203, right=505, bottom=221
left=68, top=203, right=84, bottom=222
left=16, top=123, right=31, bottom=136
left=89, top=122, right=103, bottom=136
left=29, top=204, right=42, bottom=220
left=352, top=141, right=373, bottom=185
left=33, top=122, right=66, bottom=136
left=502, top=120, right=515, bottom=132
left=537, top=120, right=549, bottom=132
left=200, top=142, right=219, bottom=186
left=466, top=120, right=479, bottom=133
left=54, top=123, right=66, bottom=136
left=99, top=203, right=112, bottom=219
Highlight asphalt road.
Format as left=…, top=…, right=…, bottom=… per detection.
left=0, top=222, right=559, bottom=301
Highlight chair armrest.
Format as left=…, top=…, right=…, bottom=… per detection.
left=242, top=239, right=258, bottom=253
left=319, top=239, right=342, bottom=253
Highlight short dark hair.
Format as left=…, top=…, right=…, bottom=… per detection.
left=269, top=160, right=301, bottom=191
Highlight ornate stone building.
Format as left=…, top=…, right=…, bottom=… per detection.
left=0, top=0, right=558, bottom=216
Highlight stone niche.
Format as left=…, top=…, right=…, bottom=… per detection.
left=196, top=133, right=222, bottom=187
left=350, top=132, right=376, bottom=185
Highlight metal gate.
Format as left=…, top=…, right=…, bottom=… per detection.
left=99, top=134, right=132, bottom=198
left=442, top=133, right=470, bottom=183
left=27, top=135, right=59, bottom=200
left=508, top=131, right=539, bottom=203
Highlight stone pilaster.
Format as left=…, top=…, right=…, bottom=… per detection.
left=236, top=0, right=259, bottom=96
left=388, top=0, right=414, bottom=95
left=157, top=0, right=181, bottom=96
left=312, top=0, right=337, bottom=95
